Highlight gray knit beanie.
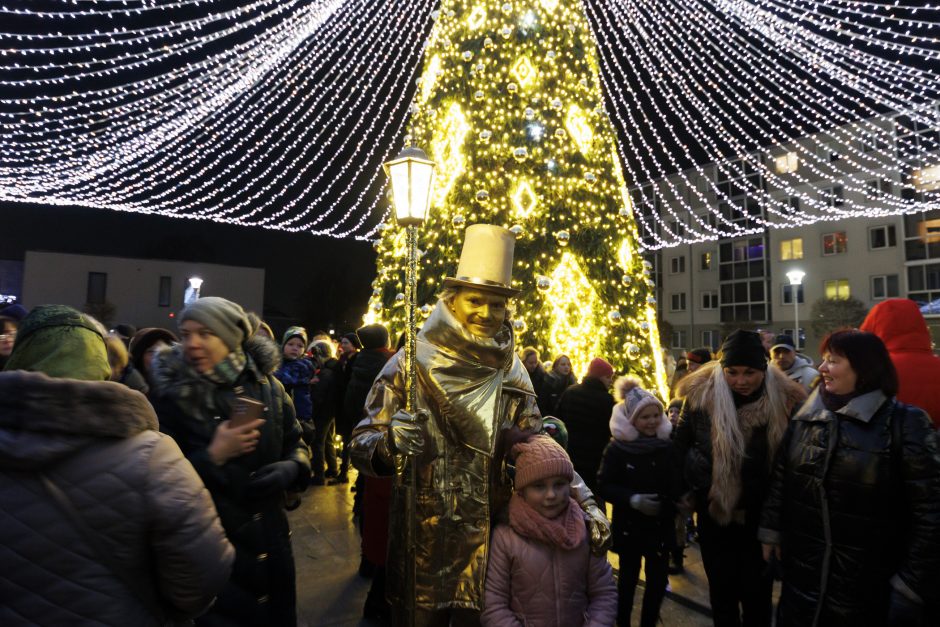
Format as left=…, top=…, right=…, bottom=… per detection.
left=179, top=297, right=252, bottom=351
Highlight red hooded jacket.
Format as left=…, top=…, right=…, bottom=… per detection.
left=861, top=299, right=940, bottom=428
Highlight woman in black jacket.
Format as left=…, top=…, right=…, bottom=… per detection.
left=675, top=330, right=806, bottom=627
left=150, top=297, right=310, bottom=627
left=537, top=353, right=577, bottom=416
left=759, top=329, right=940, bottom=627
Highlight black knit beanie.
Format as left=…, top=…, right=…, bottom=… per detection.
left=356, top=324, right=389, bottom=350
left=719, top=330, right=767, bottom=371
left=342, top=331, right=362, bottom=349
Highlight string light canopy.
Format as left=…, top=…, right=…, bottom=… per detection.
left=0, top=0, right=937, bottom=245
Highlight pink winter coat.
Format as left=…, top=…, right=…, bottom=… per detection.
left=481, top=523, right=618, bottom=627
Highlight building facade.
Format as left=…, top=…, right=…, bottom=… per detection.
left=635, top=104, right=940, bottom=360
left=22, top=251, right=264, bottom=329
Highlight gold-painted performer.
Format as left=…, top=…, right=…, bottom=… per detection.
left=350, top=224, right=612, bottom=626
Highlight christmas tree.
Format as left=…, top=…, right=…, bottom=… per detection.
left=366, top=0, right=668, bottom=399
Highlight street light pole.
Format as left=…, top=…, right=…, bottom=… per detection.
left=786, top=270, right=805, bottom=351
left=384, top=145, right=435, bottom=627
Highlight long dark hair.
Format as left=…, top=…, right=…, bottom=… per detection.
left=820, top=329, right=898, bottom=396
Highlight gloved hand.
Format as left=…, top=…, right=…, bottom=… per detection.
left=887, top=587, right=925, bottom=627
left=582, top=499, right=612, bottom=556
left=630, top=493, right=662, bottom=516
left=388, top=410, right=426, bottom=457
left=248, top=461, right=299, bottom=497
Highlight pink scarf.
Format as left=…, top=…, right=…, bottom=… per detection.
left=508, top=492, right=587, bottom=550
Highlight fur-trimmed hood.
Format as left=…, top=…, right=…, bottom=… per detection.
left=678, top=361, right=806, bottom=525
left=150, top=334, right=282, bottom=395
left=0, top=370, right=157, bottom=470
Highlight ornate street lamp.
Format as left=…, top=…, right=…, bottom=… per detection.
left=383, top=145, right=434, bottom=627
left=384, top=146, right=435, bottom=409
left=786, top=270, right=805, bottom=351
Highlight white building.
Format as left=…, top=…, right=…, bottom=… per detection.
left=22, top=251, right=264, bottom=329
left=637, top=105, right=940, bottom=360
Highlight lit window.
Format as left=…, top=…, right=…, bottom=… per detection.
left=913, top=165, right=940, bottom=192
left=824, top=279, right=851, bottom=300
left=823, top=232, right=848, bottom=256
left=774, top=152, right=798, bottom=174
left=700, top=251, right=712, bottom=270
left=780, top=238, right=803, bottom=260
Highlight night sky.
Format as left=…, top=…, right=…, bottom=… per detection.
left=0, top=200, right=378, bottom=336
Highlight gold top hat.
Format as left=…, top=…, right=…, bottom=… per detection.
left=443, top=224, right=520, bottom=297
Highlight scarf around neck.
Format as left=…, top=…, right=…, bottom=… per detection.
left=415, top=300, right=533, bottom=455
left=508, top=492, right=586, bottom=550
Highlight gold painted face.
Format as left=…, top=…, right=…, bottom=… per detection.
left=449, top=288, right=508, bottom=338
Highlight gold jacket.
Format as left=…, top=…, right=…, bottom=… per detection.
left=351, top=300, right=600, bottom=611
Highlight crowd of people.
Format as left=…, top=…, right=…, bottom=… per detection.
left=2, top=223, right=940, bottom=627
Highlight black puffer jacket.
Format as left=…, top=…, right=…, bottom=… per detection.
left=556, top=376, right=615, bottom=495
left=759, top=389, right=940, bottom=626
left=343, top=347, right=395, bottom=425
left=151, top=337, right=311, bottom=627
left=598, top=437, right=680, bottom=554
left=537, top=370, right=575, bottom=416
left=0, top=371, right=233, bottom=626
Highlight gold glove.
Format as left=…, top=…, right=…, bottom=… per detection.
left=388, top=410, right=427, bottom=457
left=582, top=499, right=612, bottom=556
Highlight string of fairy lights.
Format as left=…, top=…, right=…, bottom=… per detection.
left=1, top=0, right=938, bottom=245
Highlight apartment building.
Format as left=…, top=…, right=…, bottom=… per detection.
left=634, top=104, right=940, bottom=360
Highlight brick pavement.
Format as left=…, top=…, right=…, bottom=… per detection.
left=290, top=472, right=715, bottom=626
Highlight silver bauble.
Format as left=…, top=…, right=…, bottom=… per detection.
left=476, top=190, right=490, bottom=201
left=627, top=344, right=641, bottom=359
left=608, top=310, right=622, bottom=324
left=509, top=224, right=523, bottom=236
left=536, top=275, right=552, bottom=291
left=513, top=147, right=528, bottom=160
left=556, top=230, right=570, bottom=246
left=524, top=107, right=535, bottom=120
left=452, top=215, right=466, bottom=226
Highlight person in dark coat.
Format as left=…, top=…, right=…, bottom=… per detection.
left=555, top=357, right=616, bottom=499
left=274, top=326, right=315, bottom=449
left=128, top=327, right=179, bottom=395
left=309, top=339, right=341, bottom=484
left=339, top=324, right=394, bottom=484
left=0, top=315, right=18, bottom=370
left=759, top=329, right=940, bottom=627
left=0, top=305, right=233, bottom=626
left=538, top=353, right=577, bottom=416
left=520, top=346, right=548, bottom=412
left=149, top=297, right=311, bottom=627
left=598, top=377, right=680, bottom=627
left=675, top=330, right=806, bottom=627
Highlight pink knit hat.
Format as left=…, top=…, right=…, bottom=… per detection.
left=512, top=435, right=574, bottom=490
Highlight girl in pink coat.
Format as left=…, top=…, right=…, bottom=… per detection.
left=482, top=435, right=618, bottom=627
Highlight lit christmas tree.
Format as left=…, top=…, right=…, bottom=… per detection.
left=366, top=0, right=668, bottom=399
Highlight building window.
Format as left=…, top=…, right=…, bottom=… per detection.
left=908, top=261, right=940, bottom=311
left=819, top=142, right=842, bottom=162
left=158, top=276, right=172, bottom=307
left=781, top=328, right=806, bottom=347
left=782, top=284, right=805, bottom=304
left=670, top=256, right=686, bottom=274
left=774, top=152, right=798, bottom=174
left=868, top=225, right=897, bottom=250
left=821, top=185, right=845, bottom=208
left=902, top=207, right=940, bottom=262
left=669, top=221, right=686, bottom=237
left=780, top=238, right=803, bottom=260
left=671, top=330, right=688, bottom=349
left=702, top=330, right=720, bottom=350
left=824, top=279, right=851, bottom=300
left=701, top=291, right=718, bottom=310
left=866, top=178, right=894, bottom=196
left=701, top=252, right=712, bottom=270
left=87, top=272, right=107, bottom=305
left=823, top=232, right=848, bottom=256
left=670, top=292, right=687, bottom=312
left=871, top=275, right=900, bottom=300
